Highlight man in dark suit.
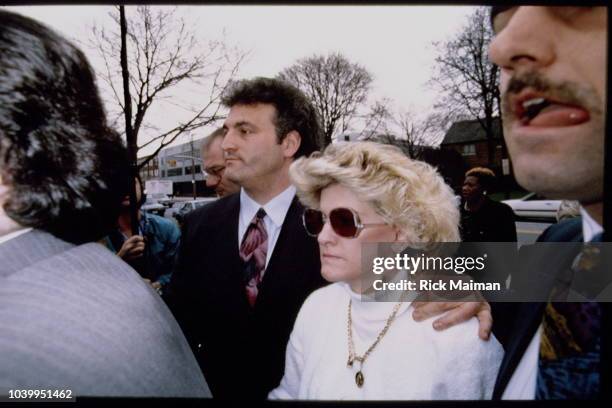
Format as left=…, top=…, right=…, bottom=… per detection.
left=488, top=6, right=607, bottom=399
left=165, top=77, right=327, bottom=399
left=0, top=10, right=210, bottom=397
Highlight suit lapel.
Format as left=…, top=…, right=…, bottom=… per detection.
left=492, top=302, right=545, bottom=399
left=257, top=197, right=303, bottom=296
left=216, top=194, right=243, bottom=283
left=493, top=218, right=585, bottom=399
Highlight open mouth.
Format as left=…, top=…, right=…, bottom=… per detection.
left=514, top=93, right=590, bottom=127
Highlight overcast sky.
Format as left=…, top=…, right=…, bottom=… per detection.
left=5, top=5, right=477, bottom=156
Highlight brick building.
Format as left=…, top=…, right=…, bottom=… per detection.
left=440, top=117, right=505, bottom=170
left=440, top=117, right=519, bottom=193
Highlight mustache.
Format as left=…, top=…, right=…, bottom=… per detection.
left=502, top=71, right=602, bottom=117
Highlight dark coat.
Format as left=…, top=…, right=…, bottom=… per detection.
left=460, top=197, right=517, bottom=242
left=164, top=192, right=326, bottom=399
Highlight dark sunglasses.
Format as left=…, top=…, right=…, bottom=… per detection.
left=302, top=207, right=387, bottom=239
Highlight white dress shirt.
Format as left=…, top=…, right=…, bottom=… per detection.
left=238, top=185, right=296, bottom=269
left=0, top=227, right=31, bottom=246
left=502, top=208, right=602, bottom=399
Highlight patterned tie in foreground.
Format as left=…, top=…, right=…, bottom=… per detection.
left=239, top=208, right=268, bottom=307
left=536, top=301, right=601, bottom=399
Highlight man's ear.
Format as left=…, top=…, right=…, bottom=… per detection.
left=0, top=173, right=10, bottom=205
left=0, top=173, right=7, bottom=193
left=281, top=130, right=301, bottom=158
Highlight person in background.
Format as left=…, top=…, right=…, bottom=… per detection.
left=460, top=167, right=517, bottom=242
left=104, top=175, right=181, bottom=295
left=201, top=127, right=240, bottom=197
left=270, top=141, right=503, bottom=400
left=0, top=10, right=209, bottom=397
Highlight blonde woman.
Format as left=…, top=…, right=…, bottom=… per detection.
left=269, top=141, right=503, bottom=400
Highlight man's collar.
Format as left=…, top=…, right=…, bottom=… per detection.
left=0, top=227, right=32, bottom=246
left=240, top=185, right=296, bottom=227
left=580, top=206, right=603, bottom=242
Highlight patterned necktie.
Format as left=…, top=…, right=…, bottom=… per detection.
left=536, top=241, right=602, bottom=399
left=239, top=208, right=268, bottom=307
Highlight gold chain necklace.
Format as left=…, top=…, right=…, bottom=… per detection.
left=346, top=299, right=402, bottom=388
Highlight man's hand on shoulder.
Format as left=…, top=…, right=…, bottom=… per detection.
left=411, top=300, right=492, bottom=341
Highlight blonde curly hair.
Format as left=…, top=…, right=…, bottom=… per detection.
left=289, top=141, right=460, bottom=244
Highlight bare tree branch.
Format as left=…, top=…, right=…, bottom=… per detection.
left=428, top=7, right=502, bottom=166
left=278, top=52, right=373, bottom=147
left=89, top=5, right=247, bottom=168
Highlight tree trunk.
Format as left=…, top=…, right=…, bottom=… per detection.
left=120, top=6, right=139, bottom=236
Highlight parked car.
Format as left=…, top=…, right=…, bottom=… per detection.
left=164, top=201, right=187, bottom=220
left=148, top=193, right=173, bottom=207
left=141, top=197, right=166, bottom=216
left=173, top=198, right=218, bottom=224
left=502, top=192, right=561, bottom=221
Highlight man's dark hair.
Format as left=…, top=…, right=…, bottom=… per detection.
left=0, top=10, right=130, bottom=244
left=220, top=77, right=321, bottom=158
left=466, top=167, right=496, bottom=192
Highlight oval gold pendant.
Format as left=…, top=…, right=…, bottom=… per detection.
left=355, top=371, right=364, bottom=388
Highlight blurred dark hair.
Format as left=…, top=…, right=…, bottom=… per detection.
left=465, top=167, right=496, bottom=191
left=0, top=10, right=130, bottom=244
left=136, top=174, right=146, bottom=208
left=221, top=77, right=321, bottom=158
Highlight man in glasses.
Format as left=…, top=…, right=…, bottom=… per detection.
left=201, top=127, right=240, bottom=197
left=488, top=6, right=607, bottom=399
left=165, top=77, right=327, bottom=399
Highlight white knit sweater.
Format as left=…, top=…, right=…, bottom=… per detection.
left=269, top=282, right=503, bottom=400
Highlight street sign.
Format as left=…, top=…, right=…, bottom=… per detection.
left=146, top=179, right=173, bottom=195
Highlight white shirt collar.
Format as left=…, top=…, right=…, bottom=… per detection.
left=341, top=281, right=412, bottom=322
left=239, top=185, right=296, bottom=229
left=580, top=206, right=603, bottom=242
left=0, top=227, right=32, bottom=246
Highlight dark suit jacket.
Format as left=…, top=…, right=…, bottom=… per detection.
left=164, top=192, right=326, bottom=399
left=491, top=217, right=585, bottom=399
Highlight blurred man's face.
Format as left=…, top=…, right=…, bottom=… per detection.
left=202, top=136, right=240, bottom=197
left=489, top=7, right=607, bottom=203
left=462, top=176, right=483, bottom=202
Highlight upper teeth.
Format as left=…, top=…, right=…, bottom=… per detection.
left=522, top=98, right=546, bottom=109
